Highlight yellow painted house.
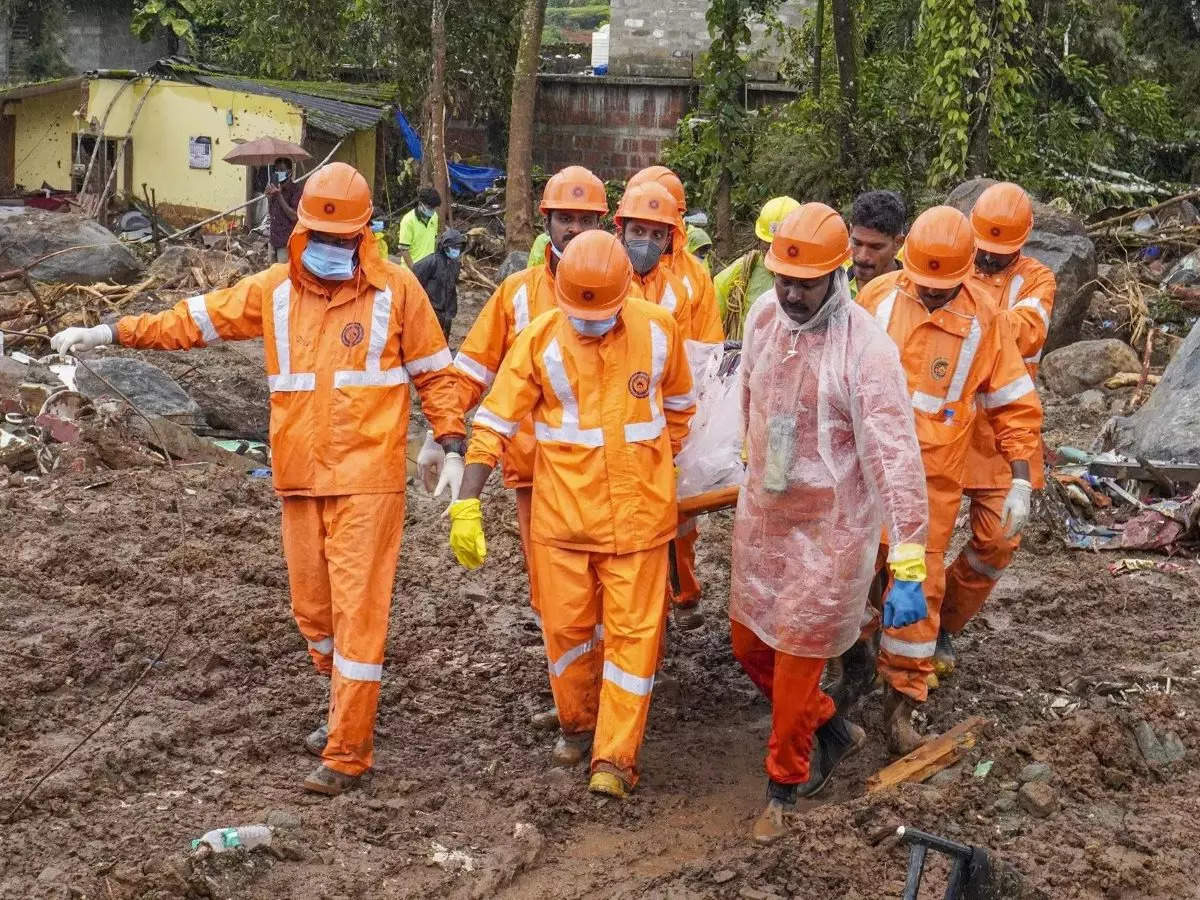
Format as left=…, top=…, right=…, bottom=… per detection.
left=0, top=61, right=395, bottom=225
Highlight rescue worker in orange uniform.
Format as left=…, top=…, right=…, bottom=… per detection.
left=937, top=183, right=1055, bottom=675
left=447, top=230, right=696, bottom=798
left=733, top=204, right=929, bottom=844
left=614, top=182, right=693, bottom=337
left=854, top=206, right=1042, bottom=754
left=449, top=164, right=608, bottom=731
left=50, top=163, right=465, bottom=796
left=616, top=177, right=718, bottom=628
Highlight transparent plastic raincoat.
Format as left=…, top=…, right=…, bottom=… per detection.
left=731, top=271, right=929, bottom=657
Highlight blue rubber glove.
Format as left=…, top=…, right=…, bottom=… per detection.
left=883, top=579, right=927, bottom=629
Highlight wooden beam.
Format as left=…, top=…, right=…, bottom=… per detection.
left=867, top=716, right=988, bottom=793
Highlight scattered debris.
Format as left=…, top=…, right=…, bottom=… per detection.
left=867, top=716, right=989, bottom=793
left=1133, top=721, right=1187, bottom=768
left=429, top=841, right=476, bottom=873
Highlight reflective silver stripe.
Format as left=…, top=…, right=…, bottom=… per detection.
left=269, top=280, right=316, bottom=393
left=1023, top=349, right=1043, bottom=365
left=912, top=391, right=945, bottom=414
left=660, top=283, right=678, bottom=313
left=663, top=391, right=695, bottom=411
left=454, top=353, right=496, bottom=387
left=682, top=275, right=695, bottom=301
left=874, top=288, right=898, bottom=332
left=333, top=650, right=382, bottom=681
left=981, top=373, right=1035, bottom=409
left=946, top=317, right=981, bottom=403
left=473, top=407, right=520, bottom=437
left=1006, top=273, right=1025, bottom=309
left=334, top=287, right=410, bottom=388
left=594, top=623, right=604, bottom=641
left=965, top=545, right=1005, bottom=580
left=512, top=284, right=530, bottom=332
left=602, top=660, right=655, bottom=696
left=406, top=347, right=453, bottom=377
left=880, top=634, right=936, bottom=658
left=186, top=295, right=221, bottom=344
left=532, top=612, right=542, bottom=630
left=624, top=321, right=668, bottom=443
left=536, top=338, right=604, bottom=446
left=549, top=634, right=597, bottom=678
left=307, top=636, right=333, bottom=655
left=1014, top=297, right=1050, bottom=329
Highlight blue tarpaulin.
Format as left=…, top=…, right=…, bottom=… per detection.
left=395, top=109, right=503, bottom=196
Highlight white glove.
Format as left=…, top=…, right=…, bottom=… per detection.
left=1001, top=478, right=1032, bottom=538
left=50, top=324, right=113, bottom=355
left=436, top=452, right=464, bottom=502
left=416, top=430, right=445, bottom=493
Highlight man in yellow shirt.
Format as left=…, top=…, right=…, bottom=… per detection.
left=714, top=197, right=799, bottom=339
left=397, top=187, right=441, bottom=267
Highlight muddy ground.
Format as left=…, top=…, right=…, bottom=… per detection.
left=1, top=281, right=1198, bottom=899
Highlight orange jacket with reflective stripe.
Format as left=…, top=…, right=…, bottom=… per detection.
left=452, top=261, right=557, bottom=489
left=963, top=254, right=1055, bottom=490
left=466, top=297, right=696, bottom=554
left=855, top=271, right=1042, bottom=548
left=633, top=262, right=692, bottom=338
left=116, top=225, right=464, bottom=497
left=666, top=232, right=724, bottom=345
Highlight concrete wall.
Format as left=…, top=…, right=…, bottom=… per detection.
left=9, top=85, right=86, bottom=191
left=63, top=0, right=170, bottom=75
left=610, top=0, right=810, bottom=79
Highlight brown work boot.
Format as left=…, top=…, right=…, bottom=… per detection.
left=752, top=781, right=797, bottom=844
left=302, top=763, right=361, bottom=796
left=883, top=687, right=927, bottom=757
left=552, top=731, right=593, bottom=766
left=304, top=724, right=328, bottom=758
left=530, top=707, right=559, bottom=730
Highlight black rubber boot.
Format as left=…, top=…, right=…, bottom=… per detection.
left=826, top=639, right=876, bottom=714
left=795, top=715, right=866, bottom=798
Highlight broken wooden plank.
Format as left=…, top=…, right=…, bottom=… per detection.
left=125, top=413, right=260, bottom=472
left=1087, top=459, right=1200, bottom=485
left=866, top=716, right=988, bottom=793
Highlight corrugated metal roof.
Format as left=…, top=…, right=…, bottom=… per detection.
left=0, top=76, right=87, bottom=102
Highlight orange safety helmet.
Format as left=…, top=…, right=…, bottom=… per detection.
left=614, top=182, right=680, bottom=230
left=764, top=202, right=851, bottom=279
left=627, top=165, right=687, bottom=215
left=540, top=165, right=609, bottom=215
left=554, top=230, right=633, bottom=320
left=296, top=162, right=373, bottom=235
left=971, top=181, right=1033, bottom=253
left=902, top=206, right=975, bottom=289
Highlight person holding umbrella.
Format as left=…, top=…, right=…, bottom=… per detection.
left=266, top=157, right=303, bottom=262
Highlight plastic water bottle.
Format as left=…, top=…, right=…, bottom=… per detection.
left=191, top=825, right=272, bottom=854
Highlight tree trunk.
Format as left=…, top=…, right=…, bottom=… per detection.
left=812, top=0, right=824, bottom=99
left=504, top=0, right=547, bottom=252
left=965, top=0, right=995, bottom=176
left=830, top=0, right=858, bottom=167
left=429, top=0, right=451, bottom=226
left=714, top=166, right=732, bottom=259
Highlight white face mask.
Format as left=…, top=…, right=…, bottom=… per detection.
left=569, top=314, right=618, bottom=338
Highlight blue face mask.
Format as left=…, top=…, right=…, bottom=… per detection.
left=445, top=247, right=462, bottom=260
left=569, top=314, right=618, bottom=338
left=301, top=241, right=356, bottom=281
left=274, top=170, right=288, bottom=183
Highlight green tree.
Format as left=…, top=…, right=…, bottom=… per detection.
left=131, top=0, right=199, bottom=55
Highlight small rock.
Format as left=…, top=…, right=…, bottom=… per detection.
left=1161, top=731, right=1186, bottom=764
left=993, top=791, right=1019, bottom=813
left=37, top=866, right=65, bottom=884
left=1018, top=762, right=1052, bottom=784
left=394, top=779, right=418, bottom=795
left=738, top=888, right=769, bottom=900
left=927, top=766, right=960, bottom=787
left=1018, top=781, right=1057, bottom=818
left=266, top=809, right=300, bottom=829
left=998, top=780, right=1019, bottom=791
left=713, top=869, right=737, bottom=885
left=1134, top=720, right=1168, bottom=766
left=1076, top=389, right=1107, bottom=416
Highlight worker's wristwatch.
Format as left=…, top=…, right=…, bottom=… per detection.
left=439, top=438, right=467, bottom=456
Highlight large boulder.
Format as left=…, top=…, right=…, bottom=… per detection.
left=1114, top=316, right=1200, bottom=462
left=497, top=250, right=529, bottom=282
left=946, top=178, right=1097, bottom=353
left=74, top=358, right=206, bottom=428
left=0, top=210, right=141, bottom=284
left=1039, top=338, right=1140, bottom=396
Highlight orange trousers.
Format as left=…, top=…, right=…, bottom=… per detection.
left=515, top=485, right=539, bottom=618
left=731, top=620, right=833, bottom=784
left=667, top=519, right=702, bottom=609
left=942, top=487, right=1019, bottom=634
left=530, top=540, right=668, bottom=787
left=867, top=546, right=946, bottom=704
left=282, top=493, right=405, bottom=777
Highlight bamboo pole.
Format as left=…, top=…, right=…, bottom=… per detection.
left=92, top=78, right=161, bottom=219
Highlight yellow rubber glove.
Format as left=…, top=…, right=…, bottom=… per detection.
left=887, top=542, right=927, bottom=582
left=448, top=499, right=487, bottom=570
